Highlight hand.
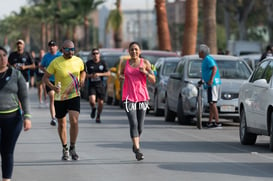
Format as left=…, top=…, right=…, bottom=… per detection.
left=139, top=66, right=146, bottom=75
left=80, top=80, right=85, bottom=88
left=24, top=118, right=31, bottom=131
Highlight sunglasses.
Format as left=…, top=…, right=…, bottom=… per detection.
left=63, top=47, right=75, bottom=52
left=92, top=52, right=99, bottom=55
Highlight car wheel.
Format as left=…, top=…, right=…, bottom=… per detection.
left=177, top=97, right=189, bottom=125
left=240, top=108, right=257, bottom=145
left=164, top=97, right=176, bottom=122
left=269, top=112, right=273, bottom=152
left=154, top=93, right=163, bottom=116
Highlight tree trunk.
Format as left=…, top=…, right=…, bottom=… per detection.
left=203, top=0, right=217, bottom=54
left=182, top=0, right=198, bottom=55
left=41, top=22, right=46, bottom=50
left=114, top=0, right=122, bottom=48
left=84, top=16, right=89, bottom=50
left=155, top=0, right=172, bottom=51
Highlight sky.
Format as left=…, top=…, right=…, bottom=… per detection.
left=0, top=0, right=159, bottom=19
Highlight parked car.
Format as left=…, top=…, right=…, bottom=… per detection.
left=240, top=54, right=261, bottom=70
left=165, top=55, right=252, bottom=125
left=102, top=51, right=129, bottom=105
left=238, top=57, right=273, bottom=151
left=106, top=54, right=130, bottom=105
left=147, top=57, right=181, bottom=116
left=76, top=51, right=91, bottom=100
left=140, top=50, right=179, bottom=64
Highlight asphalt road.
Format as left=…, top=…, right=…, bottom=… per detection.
left=12, top=88, right=273, bottom=181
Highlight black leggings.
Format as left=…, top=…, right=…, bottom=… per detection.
left=124, top=101, right=148, bottom=138
left=0, top=110, right=22, bottom=179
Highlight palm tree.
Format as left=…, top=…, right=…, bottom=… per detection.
left=155, top=0, right=172, bottom=51
left=203, top=0, right=217, bottom=54
left=71, top=0, right=104, bottom=50
left=182, top=0, right=198, bottom=55
left=106, top=0, right=123, bottom=48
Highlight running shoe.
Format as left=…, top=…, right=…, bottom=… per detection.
left=69, top=147, right=79, bottom=161
left=62, top=148, right=70, bottom=161
left=50, top=118, right=57, bottom=126
left=90, top=108, right=96, bottom=119
left=135, top=149, right=144, bottom=161
left=206, top=122, right=214, bottom=128
left=214, top=122, right=223, bottom=128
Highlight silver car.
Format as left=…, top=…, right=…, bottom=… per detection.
left=147, top=57, right=181, bottom=116
left=165, top=55, right=252, bottom=125
left=238, top=57, right=273, bottom=151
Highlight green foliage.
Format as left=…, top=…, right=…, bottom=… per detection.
left=106, top=9, right=123, bottom=32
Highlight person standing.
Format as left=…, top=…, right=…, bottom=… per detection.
left=198, top=44, right=222, bottom=128
left=120, top=42, right=156, bottom=161
left=43, top=40, right=86, bottom=161
left=259, top=44, right=273, bottom=62
left=0, top=46, right=31, bottom=181
left=8, top=39, right=35, bottom=89
left=35, top=49, right=47, bottom=108
left=40, top=40, right=62, bottom=126
left=85, top=48, right=110, bottom=123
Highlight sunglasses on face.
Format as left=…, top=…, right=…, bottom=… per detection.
left=63, top=47, right=75, bottom=52
left=92, top=52, right=99, bottom=55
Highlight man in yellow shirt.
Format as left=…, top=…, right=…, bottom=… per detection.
left=43, top=40, right=86, bottom=161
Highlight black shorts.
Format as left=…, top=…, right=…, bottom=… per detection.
left=88, top=84, right=105, bottom=100
left=46, top=81, right=55, bottom=93
left=54, top=96, right=81, bottom=119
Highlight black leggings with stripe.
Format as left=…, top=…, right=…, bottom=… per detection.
left=0, top=110, right=22, bottom=179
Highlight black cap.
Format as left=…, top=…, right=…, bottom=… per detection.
left=48, top=40, right=56, bottom=46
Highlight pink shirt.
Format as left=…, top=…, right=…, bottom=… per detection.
left=122, top=59, right=150, bottom=102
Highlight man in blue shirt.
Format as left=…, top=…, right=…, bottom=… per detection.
left=40, top=40, right=62, bottom=126
left=199, top=44, right=222, bottom=128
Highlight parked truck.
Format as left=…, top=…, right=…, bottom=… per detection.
left=227, top=40, right=262, bottom=56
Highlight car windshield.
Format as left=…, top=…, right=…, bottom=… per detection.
left=101, top=54, right=124, bottom=68
left=162, top=62, right=178, bottom=76
left=188, top=59, right=251, bottom=79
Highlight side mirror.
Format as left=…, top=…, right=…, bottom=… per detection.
left=253, top=79, right=269, bottom=88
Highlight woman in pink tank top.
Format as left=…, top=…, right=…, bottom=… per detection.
left=120, top=42, right=155, bottom=161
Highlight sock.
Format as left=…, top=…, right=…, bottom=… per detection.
left=63, top=144, right=68, bottom=150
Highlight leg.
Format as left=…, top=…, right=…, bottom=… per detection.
left=211, top=102, right=219, bottom=123
left=57, top=117, right=67, bottom=145
left=1, top=111, right=23, bottom=180
left=89, top=94, right=96, bottom=109
left=68, top=110, right=79, bottom=145
left=48, top=90, right=55, bottom=120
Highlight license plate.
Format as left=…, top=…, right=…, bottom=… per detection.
left=220, top=105, right=235, bottom=112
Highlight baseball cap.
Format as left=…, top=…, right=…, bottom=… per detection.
left=48, top=40, right=56, bottom=46
left=16, top=39, right=25, bottom=45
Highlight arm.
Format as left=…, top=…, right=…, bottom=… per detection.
left=42, top=71, right=60, bottom=93
left=119, top=60, right=126, bottom=80
left=79, top=70, right=86, bottom=88
left=17, top=71, right=31, bottom=131
left=140, top=59, right=156, bottom=84
left=207, top=65, right=217, bottom=86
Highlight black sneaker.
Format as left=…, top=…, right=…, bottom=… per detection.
left=90, top=108, right=96, bottom=119
left=135, top=149, right=144, bottom=161
left=206, top=122, right=214, bottom=128
left=69, top=147, right=79, bottom=161
left=62, top=148, right=70, bottom=161
left=214, top=122, right=223, bottom=128
left=50, top=118, right=57, bottom=126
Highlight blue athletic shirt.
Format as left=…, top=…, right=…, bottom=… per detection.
left=41, top=51, right=62, bottom=82
left=201, top=55, right=221, bottom=89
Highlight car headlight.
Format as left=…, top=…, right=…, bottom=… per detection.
left=183, top=83, right=198, bottom=98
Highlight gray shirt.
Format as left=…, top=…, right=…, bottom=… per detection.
left=0, top=67, right=31, bottom=118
